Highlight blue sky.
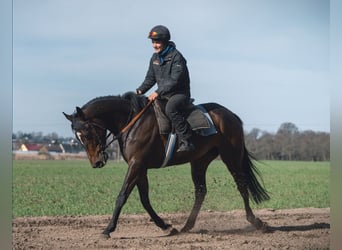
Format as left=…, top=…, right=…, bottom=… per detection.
left=13, top=0, right=329, bottom=137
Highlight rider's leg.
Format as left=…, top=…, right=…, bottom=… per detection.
left=165, top=94, right=195, bottom=152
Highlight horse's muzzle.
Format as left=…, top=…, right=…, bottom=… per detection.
left=93, top=151, right=108, bottom=168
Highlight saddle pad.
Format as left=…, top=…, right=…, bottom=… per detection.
left=187, top=107, right=210, bottom=130
left=194, top=105, right=217, bottom=136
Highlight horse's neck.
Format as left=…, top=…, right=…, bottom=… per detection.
left=88, top=99, right=132, bottom=133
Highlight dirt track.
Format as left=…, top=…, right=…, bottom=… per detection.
left=13, top=207, right=330, bottom=249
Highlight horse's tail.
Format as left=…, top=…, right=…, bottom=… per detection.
left=243, top=147, right=270, bottom=204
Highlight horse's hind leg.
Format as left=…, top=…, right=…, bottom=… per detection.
left=181, top=149, right=218, bottom=233
left=220, top=148, right=267, bottom=231
left=232, top=171, right=266, bottom=230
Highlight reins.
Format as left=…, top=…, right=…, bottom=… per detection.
left=103, top=99, right=153, bottom=149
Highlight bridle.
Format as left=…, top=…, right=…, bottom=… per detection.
left=76, top=99, right=153, bottom=153
left=75, top=121, right=114, bottom=152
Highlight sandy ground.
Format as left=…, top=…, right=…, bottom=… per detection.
left=13, top=207, right=330, bottom=250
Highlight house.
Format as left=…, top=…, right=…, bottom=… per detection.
left=20, top=143, right=43, bottom=152
left=46, top=144, right=63, bottom=153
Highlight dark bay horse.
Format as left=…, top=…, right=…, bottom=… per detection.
left=63, top=92, right=270, bottom=238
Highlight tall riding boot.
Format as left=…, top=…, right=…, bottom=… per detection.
left=175, top=120, right=195, bottom=152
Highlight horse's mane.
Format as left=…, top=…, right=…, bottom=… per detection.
left=121, top=91, right=149, bottom=113
left=82, top=92, right=148, bottom=114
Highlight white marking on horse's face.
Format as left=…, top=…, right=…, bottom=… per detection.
left=76, top=132, right=84, bottom=145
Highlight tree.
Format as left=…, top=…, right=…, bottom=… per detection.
left=277, top=122, right=299, bottom=135
left=276, top=122, right=299, bottom=160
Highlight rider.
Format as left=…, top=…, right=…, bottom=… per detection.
left=136, top=25, right=195, bottom=152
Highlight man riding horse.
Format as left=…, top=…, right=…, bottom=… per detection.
left=136, top=25, right=195, bottom=152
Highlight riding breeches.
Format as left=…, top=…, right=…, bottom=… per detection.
left=164, top=94, right=192, bottom=140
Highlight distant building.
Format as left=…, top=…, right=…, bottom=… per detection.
left=18, top=143, right=76, bottom=154
left=20, top=143, right=44, bottom=152
left=46, top=144, right=64, bottom=153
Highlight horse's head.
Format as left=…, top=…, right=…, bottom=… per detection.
left=63, top=107, right=109, bottom=168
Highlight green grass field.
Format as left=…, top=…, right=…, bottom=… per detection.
left=13, top=160, right=329, bottom=218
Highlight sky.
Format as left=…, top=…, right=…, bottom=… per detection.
left=13, top=0, right=330, bottom=137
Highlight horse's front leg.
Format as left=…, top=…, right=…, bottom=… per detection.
left=102, top=163, right=140, bottom=238
left=136, top=170, right=178, bottom=235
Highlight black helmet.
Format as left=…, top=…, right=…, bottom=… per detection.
left=148, top=25, right=170, bottom=41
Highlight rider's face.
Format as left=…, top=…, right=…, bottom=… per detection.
left=151, top=39, right=165, bottom=53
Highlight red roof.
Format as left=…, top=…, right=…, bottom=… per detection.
left=24, top=144, right=42, bottom=151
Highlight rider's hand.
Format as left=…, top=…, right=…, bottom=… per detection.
left=148, top=92, right=158, bottom=101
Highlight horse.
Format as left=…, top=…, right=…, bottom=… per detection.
left=63, top=92, right=270, bottom=238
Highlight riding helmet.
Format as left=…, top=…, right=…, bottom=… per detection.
left=148, top=25, right=171, bottom=41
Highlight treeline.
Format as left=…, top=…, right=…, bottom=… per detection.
left=245, top=122, right=330, bottom=161
left=13, top=131, right=69, bottom=144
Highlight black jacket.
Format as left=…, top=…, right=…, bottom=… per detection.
left=137, top=42, right=191, bottom=99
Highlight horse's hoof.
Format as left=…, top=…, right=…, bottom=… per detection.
left=101, top=232, right=111, bottom=239
left=254, top=218, right=269, bottom=233
left=169, top=228, right=179, bottom=236
left=260, top=222, right=271, bottom=233
left=180, top=226, right=191, bottom=233
left=163, top=226, right=179, bottom=236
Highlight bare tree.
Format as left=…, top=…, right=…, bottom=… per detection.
left=245, top=123, right=329, bottom=161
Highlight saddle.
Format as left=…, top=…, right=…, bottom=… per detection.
left=153, top=99, right=217, bottom=167
left=153, top=99, right=217, bottom=136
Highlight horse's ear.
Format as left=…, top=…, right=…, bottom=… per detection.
left=63, top=112, right=73, bottom=122
left=76, top=107, right=86, bottom=120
